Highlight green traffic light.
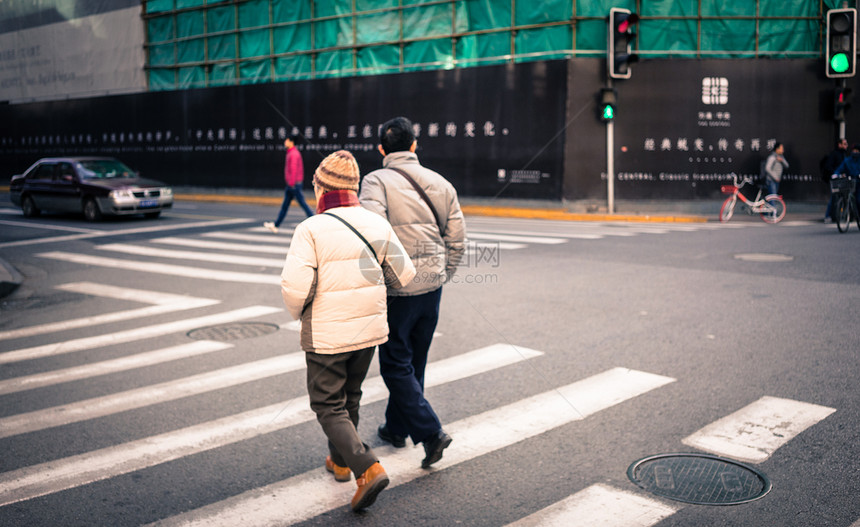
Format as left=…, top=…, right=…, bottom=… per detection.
left=602, top=105, right=614, bottom=120
left=831, top=52, right=850, bottom=73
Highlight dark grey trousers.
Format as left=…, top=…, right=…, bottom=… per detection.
left=305, top=347, right=378, bottom=477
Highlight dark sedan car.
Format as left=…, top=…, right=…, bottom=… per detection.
left=10, top=157, right=173, bottom=221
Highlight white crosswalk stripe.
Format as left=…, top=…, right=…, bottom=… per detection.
left=0, top=344, right=542, bottom=507
left=0, top=305, right=280, bottom=364
left=507, top=484, right=680, bottom=527
left=682, top=396, right=836, bottom=464
left=0, top=282, right=219, bottom=341
left=149, top=368, right=675, bottom=526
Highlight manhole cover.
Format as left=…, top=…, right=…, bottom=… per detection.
left=734, top=253, right=793, bottom=262
left=627, top=453, right=771, bottom=505
left=187, top=322, right=279, bottom=341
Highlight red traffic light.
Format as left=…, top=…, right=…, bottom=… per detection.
left=617, top=13, right=640, bottom=34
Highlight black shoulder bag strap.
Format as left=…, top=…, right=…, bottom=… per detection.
left=322, top=212, right=380, bottom=265
left=387, top=167, right=443, bottom=233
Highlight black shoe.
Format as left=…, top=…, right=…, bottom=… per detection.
left=377, top=424, right=406, bottom=448
left=421, top=430, right=452, bottom=468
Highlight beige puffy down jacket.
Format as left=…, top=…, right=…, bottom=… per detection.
left=280, top=205, right=416, bottom=354
left=359, top=152, right=466, bottom=296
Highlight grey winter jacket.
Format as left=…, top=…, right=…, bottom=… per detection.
left=359, top=151, right=466, bottom=296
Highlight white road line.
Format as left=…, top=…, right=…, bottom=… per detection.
left=152, top=237, right=288, bottom=255
left=0, top=283, right=219, bottom=341
left=0, top=341, right=232, bottom=396
left=0, top=305, right=281, bottom=365
left=507, top=484, right=680, bottom=527
left=465, top=241, right=527, bottom=250
left=36, top=252, right=280, bottom=284
left=0, top=352, right=307, bottom=439
left=97, top=243, right=285, bottom=267
left=202, top=231, right=293, bottom=244
left=246, top=227, right=296, bottom=235
left=150, top=367, right=675, bottom=527
left=0, top=218, right=255, bottom=248
left=682, top=396, right=836, bottom=464
left=0, top=219, right=101, bottom=233
left=0, top=343, right=542, bottom=507
left=469, top=228, right=605, bottom=240
left=467, top=232, right=567, bottom=244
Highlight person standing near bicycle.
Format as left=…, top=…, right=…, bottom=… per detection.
left=821, top=138, right=849, bottom=223
left=833, top=143, right=860, bottom=211
left=764, top=142, right=789, bottom=196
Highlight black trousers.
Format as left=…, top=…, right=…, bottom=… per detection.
left=305, top=346, right=378, bottom=477
left=379, top=288, right=443, bottom=444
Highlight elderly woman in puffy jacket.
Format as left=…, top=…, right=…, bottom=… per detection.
left=280, top=150, right=415, bottom=513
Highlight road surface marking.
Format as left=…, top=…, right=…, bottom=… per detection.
left=0, top=340, right=232, bottom=396
left=203, top=231, right=293, bottom=244
left=0, top=282, right=219, bottom=341
left=682, top=396, right=836, bottom=463
left=0, top=218, right=254, bottom=248
left=467, top=232, right=568, bottom=244
left=0, top=305, right=281, bottom=365
left=149, top=367, right=675, bottom=526
left=0, top=219, right=101, bottom=233
left=97, top=243, right=285, bottom=267
left=0, top=343, right=542, bottom=507
left=0, top=352, right=306, bottom=439
left=152, top=237, right=288, bottom=254
left=507, top=484, right=680, bottom=527
left=36, top=252, right=280, bottom=284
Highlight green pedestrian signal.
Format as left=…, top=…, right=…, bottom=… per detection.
left=602, top=104, right=615, bottom=120
left=598, top=88, right=617, bottom=122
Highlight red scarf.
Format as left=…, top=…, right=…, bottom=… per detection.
left=317, top=189, right=359, bottom=213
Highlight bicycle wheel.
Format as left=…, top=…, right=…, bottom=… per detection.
left=760, top=195, right=786, bottom=224
left=853, top=200, right=860, bottom=231
left=835, top=195, right=850, bottom=233
left=719, top=195, right=736, bottom=222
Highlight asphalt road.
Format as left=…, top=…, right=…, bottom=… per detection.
left=0, top=199, right=858, bottom=526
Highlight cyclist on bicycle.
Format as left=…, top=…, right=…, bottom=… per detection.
left=833, top=143, right=860, bottom=211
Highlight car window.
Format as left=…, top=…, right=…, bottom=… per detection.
left=58, top=162, right=75, bottom=180
left=76, top=160, right=135, bottom=179
left=30, top=164, right=56, bottom=180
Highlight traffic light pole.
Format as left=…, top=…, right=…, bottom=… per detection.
left=838, top=78, right=847, bottom=139
left=606, top=78, right=615, bottom=214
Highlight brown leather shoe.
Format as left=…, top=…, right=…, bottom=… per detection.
left=325, top=456, right=351, bottom=482
left=351, top=462, right=389, bottom=511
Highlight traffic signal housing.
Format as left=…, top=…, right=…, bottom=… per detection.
left=599, top=88, right=617, bottom=121
left=826, top=8, right=857, bottom=78
left=609, top=8, right=639, bottom=79
left=835, top=86, right=853, bottom=121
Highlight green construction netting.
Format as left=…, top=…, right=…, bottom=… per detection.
left=145, top=0, right=838, bottom=90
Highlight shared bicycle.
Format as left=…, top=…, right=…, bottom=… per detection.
left=830, top=176, right=860, bottom=233
left=719, top=173, right=786, bottom=224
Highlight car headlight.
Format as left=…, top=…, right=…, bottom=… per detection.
left=110, top=190, right=133, bottom=199
left=162, top=187, right=173, bottom=196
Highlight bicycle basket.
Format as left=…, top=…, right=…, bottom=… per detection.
left=830, top=178, right=856, bottom=193
left=720, top=185, right=736, bottom=194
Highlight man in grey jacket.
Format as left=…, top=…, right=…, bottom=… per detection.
left=359, top=116, right=466, bottom=468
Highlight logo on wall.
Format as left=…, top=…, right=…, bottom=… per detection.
left=701, top=77, right=728, bottom=105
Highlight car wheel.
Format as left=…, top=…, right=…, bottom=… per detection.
left=83, top=198, right=102, bottom=222
left=21, top=195, right=41, bottom=218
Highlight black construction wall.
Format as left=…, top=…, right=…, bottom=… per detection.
left=0, top=61, right=568, bottom=200
left=566, top=57, right=858, bottom=204
left=1, top=57, right=856, bottom=204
